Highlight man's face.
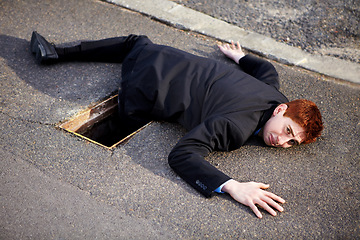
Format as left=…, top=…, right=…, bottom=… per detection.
left=260, top=104, right=306, bottom=148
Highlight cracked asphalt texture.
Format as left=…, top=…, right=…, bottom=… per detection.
left=174, top=0, right=360, bottom=63
left=1, top=0, right=359, bottom=239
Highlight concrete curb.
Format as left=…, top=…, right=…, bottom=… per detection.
left=106, top=0, right=359, bottom=84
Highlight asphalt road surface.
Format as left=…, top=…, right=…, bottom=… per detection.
left=1, top=0, right=359, bottom=239
left=174, top=0, right=360, bottom=63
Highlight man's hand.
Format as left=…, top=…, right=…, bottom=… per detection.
left=218, top=40, right=245, bottom=64
left=221, top=179, right=285, bottom=218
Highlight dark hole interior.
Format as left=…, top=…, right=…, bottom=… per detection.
left=79, top=106, right=140, bottom=147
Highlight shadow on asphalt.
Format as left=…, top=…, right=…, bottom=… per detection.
left=0, top=34, right=120, bottom=105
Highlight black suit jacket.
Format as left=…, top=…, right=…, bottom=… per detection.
left=120, top=42, right=288, bottom=197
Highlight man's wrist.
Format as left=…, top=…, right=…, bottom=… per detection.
left=220, top=179, right=237, bottom=193
left=214, top=179, right=234, bottom=193
left=235, top=54, right=245, bottom=64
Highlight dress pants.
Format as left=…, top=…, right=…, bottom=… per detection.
left=55, top=34, right=153, bottom=130
left=56, top=34, right=151, bottom=63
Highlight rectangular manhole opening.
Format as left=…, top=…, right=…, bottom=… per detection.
left=58, top=95, right=151, bottom=150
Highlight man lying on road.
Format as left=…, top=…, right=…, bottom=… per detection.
left=31, top=31, right=323, bottom=218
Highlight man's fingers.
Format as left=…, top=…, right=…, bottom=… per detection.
left=231, top=40, right=235, bottom=49
left=250, top=197, right=280, bottom=218
left=218, top=44, right=229, bottom=53
left=265, top=191, right=286, bottom=204
left=218, top=41, right=242, bottom=52
left=249, top=202, right=263, bottom=219
left=255, top=183, right=286, bottom=203
left=262, top=196, right=284, bottom=212
left=219, top=44, right=230, bottom=51
left=256, top=200, right=277, bottom=216
left=251, top=183, right=286, bottom=217
left=257, top=182, right=270, bottom=189
left=236, top=41, right=241, bottom=49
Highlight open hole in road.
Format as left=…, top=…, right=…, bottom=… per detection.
left=58, top=95, right=151, bottom=150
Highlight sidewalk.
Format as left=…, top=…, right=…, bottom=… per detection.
left=107, top=0, right=360, bottom=84
left=0, top=0, right=359, bottom=239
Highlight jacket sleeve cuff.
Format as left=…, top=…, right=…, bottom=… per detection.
left=214, top=179, right=233, bottom=193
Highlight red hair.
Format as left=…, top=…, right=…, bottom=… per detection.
left=283, top=99, right=323, bottom=144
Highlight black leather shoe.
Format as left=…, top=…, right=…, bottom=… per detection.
left=30, top=31, right=58, bottom=64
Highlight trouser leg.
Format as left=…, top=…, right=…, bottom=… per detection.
left=55, top=34, right=149, bottom=63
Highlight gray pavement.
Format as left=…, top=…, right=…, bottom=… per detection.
left=172, top=0, right=360, bottom=64
left=1, top=0, right=359, bottom=239
left=107, top=0, right=360, bottom=84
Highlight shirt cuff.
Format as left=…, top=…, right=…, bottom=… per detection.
left=214, top=179, right=233, bottom=193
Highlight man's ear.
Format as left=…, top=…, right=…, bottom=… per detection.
left=273, top=103, right=288, bottom=116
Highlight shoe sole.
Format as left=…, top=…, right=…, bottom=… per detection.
left=30, top=31, right=58, bottom=63
left=30, top=31, right=39, bottom=54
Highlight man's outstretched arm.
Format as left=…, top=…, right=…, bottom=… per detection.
left=169, top=117, right=286, bottom=218
left=218, top=41, right=280, bottom=89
